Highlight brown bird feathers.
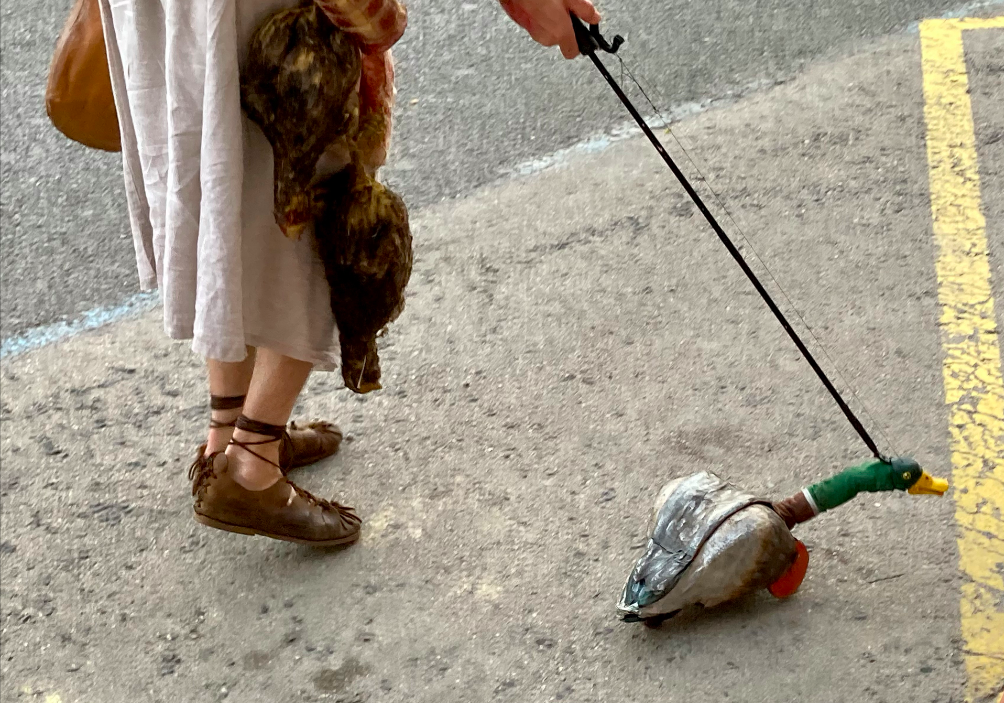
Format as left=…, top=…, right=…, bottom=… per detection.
left=241, top=3, right=412, bottom=393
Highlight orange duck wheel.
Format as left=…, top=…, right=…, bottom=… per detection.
left=768, top=540, right=809, bottom=598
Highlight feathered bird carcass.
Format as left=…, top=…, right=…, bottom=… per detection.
left=240, top=2, right=412, bottom=393
left=618, top=459, right=949, bottom=626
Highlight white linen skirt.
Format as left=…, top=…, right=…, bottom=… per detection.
left=99, top=0, right=340, bottom=369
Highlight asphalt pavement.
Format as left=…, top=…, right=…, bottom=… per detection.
left=1, top=10, right=1002, bottom=702
left=1, top=0, right=1000, bottom=340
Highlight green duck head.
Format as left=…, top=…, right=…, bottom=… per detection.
left=893, top=457, right=950, bottom=495
left=807, top=457, right=949, bottom=514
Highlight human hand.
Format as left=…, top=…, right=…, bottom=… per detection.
left=499, top=0, right=601, bottom=59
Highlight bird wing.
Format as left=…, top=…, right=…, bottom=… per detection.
left=620, top=473, right=770, bottom=609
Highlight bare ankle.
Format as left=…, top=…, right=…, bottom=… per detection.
left=206, top=427, right=236, bottom=454
left=206, top=408, right=242, bottom=454
left=226, top=431, right=282, bottom=491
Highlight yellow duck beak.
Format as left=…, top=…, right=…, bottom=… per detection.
left=908, top=471, right=950, bottom=496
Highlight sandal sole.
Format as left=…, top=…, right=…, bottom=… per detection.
left=194, top=512, right=360, bottom=547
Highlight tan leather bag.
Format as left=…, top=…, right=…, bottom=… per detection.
left=46, top=0, right=121, bottom=152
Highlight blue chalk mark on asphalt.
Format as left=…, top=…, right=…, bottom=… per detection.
left=3, top=0, right=998, bottom=361
left=908, top=0, right=1004, bottom=31
left=0, top=291, right=161, bottom=360
left=506, top=78, right=782, bottom=179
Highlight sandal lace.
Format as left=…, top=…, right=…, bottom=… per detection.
left=288, top=481, right=358, bottom=516
left=227, top=415, right=289, bottom=469
left=188, top=445, right=217, bottom=496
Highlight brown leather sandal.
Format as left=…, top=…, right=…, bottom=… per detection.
left=189, top=416, right=361, bottom=546
left=282, top=420, right=343, bottom=470
left=202, top=395, right=343, bottom=473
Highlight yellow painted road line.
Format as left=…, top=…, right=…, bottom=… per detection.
left=920, top=16, right=1004, bottom=703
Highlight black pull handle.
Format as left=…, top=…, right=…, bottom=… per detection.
left=570, top=12, right=597, bottom=55
left=570, top=13, right=624, bottom=56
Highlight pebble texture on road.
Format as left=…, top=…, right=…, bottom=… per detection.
left=4, top=25, right=997, bottom=701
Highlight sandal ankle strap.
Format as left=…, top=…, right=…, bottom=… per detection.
left=235, top=415, right=287, bottom=438
left=228, top=415, right=289, bottom=470
left=211, top=394, right=247, bottom=411
left=209, top=394, right=247, bottom=429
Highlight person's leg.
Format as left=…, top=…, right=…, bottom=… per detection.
left=206, top=347, right=257, bottom=454
left=191, top=347, right=360, bottom=545
left=203, top=347, right=341, bottom=470
left=225, top=347, right=313, bottom=490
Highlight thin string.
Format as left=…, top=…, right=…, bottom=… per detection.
left=610, top=55, right=898, bottom=456
left=578, top=40, right=889, bottom=459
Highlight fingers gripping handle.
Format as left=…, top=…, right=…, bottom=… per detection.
left=569, top=13, right=624, bottom=56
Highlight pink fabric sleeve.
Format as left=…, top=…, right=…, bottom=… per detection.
left=314, top=0, right=407, bottom=54
left=356, top=50, right=395, bottom=173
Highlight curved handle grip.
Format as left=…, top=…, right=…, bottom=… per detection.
left=569, top=13, right=624, bottom=56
